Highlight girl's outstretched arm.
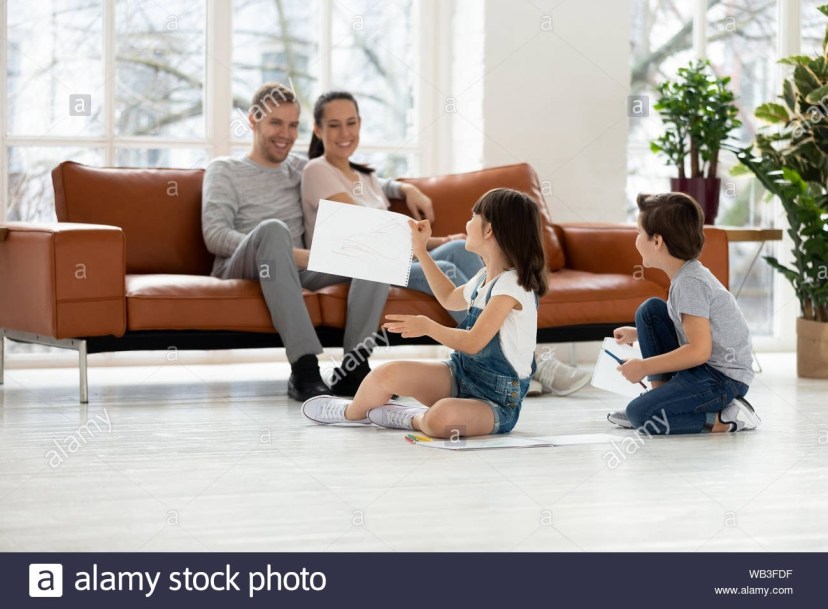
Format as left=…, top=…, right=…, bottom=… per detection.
left=385, top=294, right=517, bottom=354
left=409, top=219, right=467, bottom=311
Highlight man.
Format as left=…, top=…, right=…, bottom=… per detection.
left=202, top=83, right=421, bottom=400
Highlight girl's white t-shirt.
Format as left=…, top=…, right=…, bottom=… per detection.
left=462, top=269, right=537, bottom=378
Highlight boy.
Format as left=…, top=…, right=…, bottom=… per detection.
left=607, top=192, right=760, bottom=434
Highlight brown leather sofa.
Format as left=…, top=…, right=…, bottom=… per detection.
left=0, top=161, right=729, bottom=402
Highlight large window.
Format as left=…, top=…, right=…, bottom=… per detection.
left=2, top=0, right=423, bottom=225
left=627, top=0, right=804, bottom=338
left=230, top=0, right=417, bottom=177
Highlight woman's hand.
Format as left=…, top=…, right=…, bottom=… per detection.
left=618, top=358, right=647, bottom=384
left=613, top=326, right=638, bottom=346
left=426, top=233, right=466, bottom=250
left=402, top=184, right=435, bottom=222
left=409, top=219, right=432, bottom=257
left=383, top=314, right=433, bottom=339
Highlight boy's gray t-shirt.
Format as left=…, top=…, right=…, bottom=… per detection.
left=667, top=260, right=754, bottom=386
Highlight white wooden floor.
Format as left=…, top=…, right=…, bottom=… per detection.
left=1, top=352, right=826, bottom=552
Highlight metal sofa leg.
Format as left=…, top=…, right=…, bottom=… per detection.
left=0, top=334, right=4, bottom=385
left=79, top=339, right=88, bottom=404
left=0, top=330, right=90, bottom=402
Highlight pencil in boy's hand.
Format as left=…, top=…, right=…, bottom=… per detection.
left=603, top=349, right=648, bottom=390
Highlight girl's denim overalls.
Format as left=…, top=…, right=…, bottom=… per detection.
left=444, top=272, right=538, bottom=434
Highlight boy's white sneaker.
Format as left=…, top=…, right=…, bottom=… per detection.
left=533, top=357, right=591, bottom=396
left=302, top=395, right=371, bottom=425
left=367, top=403, right=427, bottom=430
left=607, top=410, right=635, bottom=429
left=720, top=397, right=761, bottom=431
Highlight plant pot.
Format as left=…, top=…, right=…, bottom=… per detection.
left=797, top=317, right=828, bottom=378
left=670, top=177, right=721, bottom=224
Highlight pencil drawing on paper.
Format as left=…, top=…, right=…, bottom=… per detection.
left=333, top=217, right=410, bottom=262
left=308, top=199, right=414, bottom=286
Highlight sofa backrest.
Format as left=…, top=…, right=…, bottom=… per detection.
left=52, top=160, right=565, bottom=276
left=391, top=163, right=566, bottom=271
left=52, top=161, right=213, bottom=275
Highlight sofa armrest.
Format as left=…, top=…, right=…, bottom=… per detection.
left=0, top=222, right=126, bottom=338
left=557, top=223, right=729, bottom=289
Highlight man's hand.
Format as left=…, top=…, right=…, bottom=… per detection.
left=402, top=184, right=435, bottom=222
left=618, top=358, right=647, bottom=384
left=383, top=314, right=433, bottom=339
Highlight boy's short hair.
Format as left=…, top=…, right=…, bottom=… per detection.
left=250, top=82, right=297, bottom=115
left=636, top=192, right=705, bottom=260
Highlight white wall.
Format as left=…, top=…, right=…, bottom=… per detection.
left=447, top=0, right=632, bottom=223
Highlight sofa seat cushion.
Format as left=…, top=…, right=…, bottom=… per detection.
left=539, top=269, right=667, bottom=327
left=125, top=275, right=321, bottom=332
left=316, top=283, right=457, bottom=330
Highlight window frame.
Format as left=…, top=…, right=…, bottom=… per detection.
left=0, top=0, right=444, bottom=223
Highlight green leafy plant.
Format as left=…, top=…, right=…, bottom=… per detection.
left=733, top=4, right=828, bottom=322
left=651, top=59, right=742, bottom=179
left=751, top=6, right=828, bottom=208
left=733, top=152, right=828, bottom=321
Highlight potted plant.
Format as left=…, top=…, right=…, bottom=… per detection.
left=651, top=59, right=742, bottom=224
left=734, top=4, right=828, bottom=378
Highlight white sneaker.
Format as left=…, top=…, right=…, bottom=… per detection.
left=720, top=397, right=761, bottom=431
left=367, top=403, right=427, bottom=430
left=533, top=357, right=591, bottom=396
left=302, top=395, right=371, bottom=425
left=526, top=379, right=543, bottom=397
left=607, top=410, right=634, bottom=429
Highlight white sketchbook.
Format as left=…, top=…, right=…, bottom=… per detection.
left=307, top=200, right=414, bottom=286
left=409, top=434, right=618, bottom=451
left=591, top=337, right=650, bottom=398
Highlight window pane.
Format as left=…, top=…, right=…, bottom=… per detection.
left=115, top=0, right=206, bottom=137
left=627, top=0, right=696, bottom=213
left=707, top=1, right=777, bottom=337
left=706, top=0, right=776, bottom=226
left=802, top=0, right=826, bottom=56
left=115, top=148, right=209, bottom=168
left=232, top=0, right=320, bottom=140
left=7, top=147, right=104, bottom=222
left=331, top=0, right=416, bottom=145
left=6, top=0, right=104, bottom=136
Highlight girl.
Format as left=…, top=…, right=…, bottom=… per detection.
left=300, top=90, right=483, bottom=317
left=302, top=188, right=548, bottom=439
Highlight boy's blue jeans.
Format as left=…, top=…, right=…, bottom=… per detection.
left=626, top=298, right=749, bottom=435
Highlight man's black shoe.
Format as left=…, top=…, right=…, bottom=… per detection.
left=288, top=354, right=329, bottom=401
left=287, top=373, right=329, bottom=402
left=329, top=365, right=370, bottom=397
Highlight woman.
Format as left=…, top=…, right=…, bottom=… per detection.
left=300, top=91, right=483, bottom=319
left=302, top=90, right=590, bottom=396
